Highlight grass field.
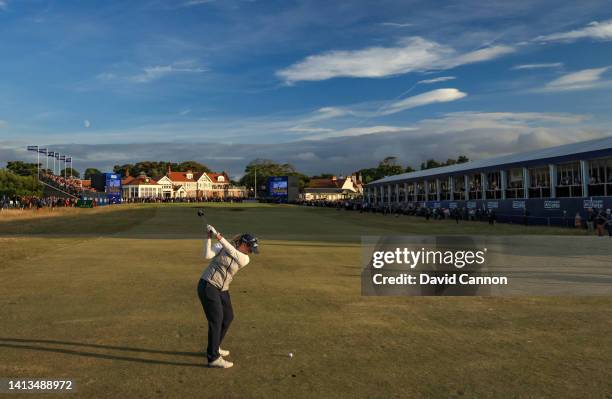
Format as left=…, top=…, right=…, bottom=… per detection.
left=0, top=204, right=610, bottom=398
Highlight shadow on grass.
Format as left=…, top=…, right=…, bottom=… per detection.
left=0, top=338, right=206, bottom=368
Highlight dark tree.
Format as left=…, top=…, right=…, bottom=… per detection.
left=6, top=161, right=40, bottom=176
left=84, top=168, right=102, bottom=180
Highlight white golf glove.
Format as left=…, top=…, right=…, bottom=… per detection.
left=206, top=224, right=218, bottom=236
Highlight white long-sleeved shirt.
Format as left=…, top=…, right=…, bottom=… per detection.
left=200, top=236, right=250, bottom=291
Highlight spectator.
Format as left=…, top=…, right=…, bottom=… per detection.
left=586, top=208, right=595, bottom=233
left=595, top=209, right=607, bottom=237
left=574, top=212, right=582, bottom=229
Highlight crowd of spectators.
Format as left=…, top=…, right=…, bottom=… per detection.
left=122, top=196, right=245, bottom=204
left=298, top=198, right=612, bottom=237
left=0, top=195, right=77, bottom=210
left=40, top=172, right=96, bottom=196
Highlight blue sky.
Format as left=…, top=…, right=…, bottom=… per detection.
left=1, top=0, right=612, bottom=176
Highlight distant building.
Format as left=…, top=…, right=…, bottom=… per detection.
left=155, top=167, right=247, bottom=199
left=303, top=174, right=363, bottom=201
left=122, top=174, right=162, bottom=199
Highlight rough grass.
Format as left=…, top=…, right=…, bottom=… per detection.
left=0, top=203, right=609, bottom=398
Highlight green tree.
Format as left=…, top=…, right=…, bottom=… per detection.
left=240, top=159, right=308, bottom=195
left=113, top=161, right=212, bottom=178
left=177, top=161, right=211, bottom=173
left=420, top=159, right=442, bottom=170
left=0, top=169, right=43, bottom=196
left=309, top=173, right=335, bottom=180
left=6, top=161, right=39, bottom=176
left=60, top=168, right=80, bottom=178
left=84, top=168, right=102, bottom=180
left=377, top=156, right=404, bottom=177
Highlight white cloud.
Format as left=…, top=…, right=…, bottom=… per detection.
left=415, top=112, right=589, bottom=133
left=130, top=64, right=206, bottom=83
left=451, top=45, right=514, bottom=65
left=512, top=62, right=563, bottom=70
left=418, top=76, right=456, bottom=84
left=310, top=107, right=350, bottom=121
left=179, top=109, right=192, bottom=116
left=182, top=0, right=215, bottom=7
left=534, top=20, right=612, bottom=43
left=95, top=63, right=206, bottom=84
left=379, top=88, right=467, bottom=116
left=380, top=22, right=412, bottom=28
left=96, top=72, right=116, bottom=80
left=541, top=67, right=610, bottom=92
left=0, top=1, right=7, bottom=10
left=84, top=120, right=91, bottom=128
left=294, top=152, right=319, bottom=161
left=309, top=125, right=416, bottom=140
left=276, top=37, right=514, bottom=83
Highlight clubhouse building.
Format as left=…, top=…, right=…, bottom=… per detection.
left=365, top=136, right=612, bottom=225
left=303, top=174, right=364, bottom=201
left=122, top=168, right=247, bottom=200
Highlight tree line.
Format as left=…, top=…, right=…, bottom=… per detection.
left=354, top=155, right=469, bottom=184
left=0, top=169, right=42, bottom=197
left=112, top=161, right=211, bottom=179
left=1, top=154, right=470, bottom=197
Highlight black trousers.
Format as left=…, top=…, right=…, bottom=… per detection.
left=197, top=279, right=234, bottom=362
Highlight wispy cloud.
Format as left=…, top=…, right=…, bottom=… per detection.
left=276, top=37, right=514, bottom=83
left=308, top=125, right=415, bottom=140
left=380, top=22, right=412, bottom=28
left=130, top=64, right=206, bottom=83
left=179, top=109, right=192, bottom=116
left=540, top=67, right=610, bottom=92
left=84, top=120, right=91, bottom=128
left=534, top=20, right=612, bottom=43
left=0, top=1, right=7, bottom=10
left=378, top=88, right=467, bottom=116
left=418, top=76, right=455, bottom=84
left=512, top=62, right=563, bottom=70
left=182, top=0, right=215, bottom=7
left=97, top=63, right=206, bottom=84
left=2, top=111, right=601, bottom=177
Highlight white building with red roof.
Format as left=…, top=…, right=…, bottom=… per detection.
left=121, top=174, right=162, bottom=199
left=155, top=167, right=247, bottom=199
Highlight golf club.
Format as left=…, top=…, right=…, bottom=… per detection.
left=197, top=208, right=208, bottom=232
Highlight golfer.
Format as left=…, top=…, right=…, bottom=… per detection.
left=197, top=224, right=259, bottom=368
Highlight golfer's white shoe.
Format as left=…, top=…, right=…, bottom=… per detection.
left=208, top=356, right=233, bottom=369
left=219, top=348, right=230, bottom=357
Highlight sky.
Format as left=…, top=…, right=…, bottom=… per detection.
left=1, top=0, right=611, bottom=178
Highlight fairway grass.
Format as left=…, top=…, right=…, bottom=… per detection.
left=0, top=204, right=609, bottom=398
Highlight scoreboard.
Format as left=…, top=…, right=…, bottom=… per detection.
left=267, top=176, right=299, bottom=202
left=91, top=173, right=122, bottom=204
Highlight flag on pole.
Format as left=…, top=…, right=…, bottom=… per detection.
left=59, top=155, right=66, bottom=161
left=38, top=148, right=48, bottom=155
left=65, top=157, right=72, bottom=162
left=55, top=153, right=60, bottom=160
left=27, top=145, right=39, bottom=151
left=48, top=151, right=55, bottom=157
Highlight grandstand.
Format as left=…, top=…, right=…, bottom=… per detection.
left=365, top=136, right=612, bottom=225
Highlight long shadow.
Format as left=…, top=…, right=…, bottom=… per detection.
left=0, top=338, right=206, bottom=368
left=0, top=338, right=202, bottom=357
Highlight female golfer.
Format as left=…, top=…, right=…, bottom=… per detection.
left=197, top=224, right=259, bottom=368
